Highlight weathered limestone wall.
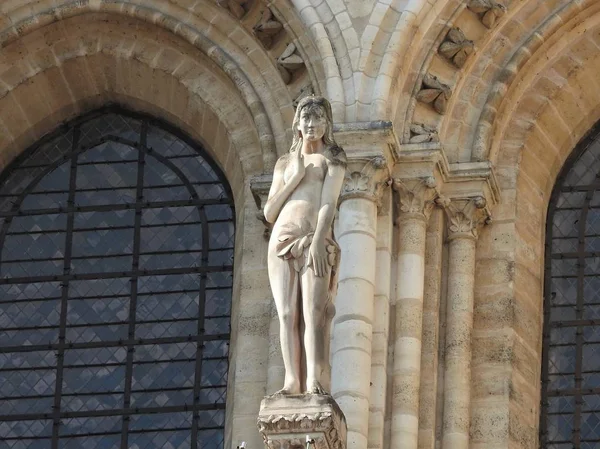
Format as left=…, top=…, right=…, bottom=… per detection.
left=3, top=1, right=600, bottom=449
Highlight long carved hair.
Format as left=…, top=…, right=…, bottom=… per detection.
left=290, top=96, right=337, bottom=154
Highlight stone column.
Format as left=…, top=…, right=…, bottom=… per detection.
left=390, top=177, right=438, bottom=449
left=437, top=196, right=490, bottom=449
left=331, top=157, right=389, bottom=449
left=418, top=208, right=445, bottom=449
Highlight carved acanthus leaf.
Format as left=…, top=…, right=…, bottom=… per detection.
left=409, top=123, right=439, bottom=144
left=393, top=177, right=438, bottom=221
left=216, top=0, right=251, bottom=19
left=468, top=0, right=507, bottom=28
left=342, top=156, right=391, bottom=204
left=277, top=43, right=305, bottom=85
left=253, top=8, right=283, bottom=49
left=436, top=195, right=491, bottom=239
left=439, top=27, right=474, bottom=68
left=416, top=74, right=452, bottom=115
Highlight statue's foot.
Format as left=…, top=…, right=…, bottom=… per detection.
left=305, top=380, right=327, bottom=395
left=274, top=381, right=301, bottom=395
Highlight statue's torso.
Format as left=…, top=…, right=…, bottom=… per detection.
left=271, top=152, right=329, bottom=241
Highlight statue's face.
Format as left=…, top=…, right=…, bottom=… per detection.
left=298, top=106, right=327, bottom=142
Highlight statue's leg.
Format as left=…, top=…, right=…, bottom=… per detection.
left=269, top=255, right=302, bottom=394
left=300, top=267, right=331, bottom=394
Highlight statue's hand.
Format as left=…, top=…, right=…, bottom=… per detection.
left=307, top=239, right=328, bottom=277
left=290, top=149, right=305, bottom=183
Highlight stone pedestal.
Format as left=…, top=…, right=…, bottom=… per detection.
left=257, top=394, right=347, bottom=449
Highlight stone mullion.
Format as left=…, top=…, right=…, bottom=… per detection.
left=438, top=197, right=489, bottom=449
left=331, top=157, right=389, bottom=449
left=417, top=208, right=444, bottom=449
left=390, top=178, right=437, bottom=449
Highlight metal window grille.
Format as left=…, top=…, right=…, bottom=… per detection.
left=0, top=108, right=234, bottom=449
left=541, top=123, right=600, bottom=449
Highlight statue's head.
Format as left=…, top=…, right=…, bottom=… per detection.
left=291, top=96, right=336, bottom=151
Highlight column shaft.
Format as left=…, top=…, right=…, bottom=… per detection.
left=331, top=197, right=378, bottom=449
left=418, top=209, right=444, bottom=449
left=441, top=235, right=477, bottom=449
left=390, top=214, right=428, bottom=449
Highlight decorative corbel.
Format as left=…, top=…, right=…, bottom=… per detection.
left=250, top=174, right=273, bottom=240
left=216, top=0, right=251, bottom=19
left=409, top=123, right=439, bottom=144
left=468, top=0, right=507, bottom=28
left=416, top=74, right=452, bottom=115
left=393, top=177, right=439, bottom=223
left=341, top=156, right=391, bottom=207
left=253, top=8, right=283, bottom=49
left=277, top=43, right=305, bottom=85
left=439, top=27, right=474, bottom=68
left=436, top=195, right=492, bottom=240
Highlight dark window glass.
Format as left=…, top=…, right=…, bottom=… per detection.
left=542, top=126, right=600, bottom=448
left=0, top=110, right=233, bottom=449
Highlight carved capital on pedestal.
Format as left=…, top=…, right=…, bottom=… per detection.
left=393, top=176, right=439, bottom=223
left=341, top=156, right=391, bottom=206
left=250, top=173, right=273, bottom=240
left=436, top=195, right=491, bottom=240
left=258, top=394, right=347, bottom=449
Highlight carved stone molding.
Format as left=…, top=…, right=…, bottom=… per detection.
left=250, top=173, right=273, bottom=239
left=439, top=27, right=474, bottom=68
left=393, top=177, right=439, bottom=223
left=258, top=394, right=347, bottom=449
left=216, top=0, right=252, bottom=19
left=341, top=156, right=391, bottom=206
left=408, top=123, right=439, bottom=144
left=416, top=74, right=452, bottom=115
left=253, top=7, right=283, bottom=49
left=436, top=195, right=491, bottom=240
left=468, top=0, right=507, bottom=28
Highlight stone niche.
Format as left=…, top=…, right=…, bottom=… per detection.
left=257, top=394, right=347, bottom=449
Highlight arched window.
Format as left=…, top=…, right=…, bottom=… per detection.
left=542, top=124, right=600, bottom=449
left=0, top=109, right=234, bottom=449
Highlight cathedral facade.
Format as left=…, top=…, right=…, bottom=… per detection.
left=0, top=1, right=596, bottom=449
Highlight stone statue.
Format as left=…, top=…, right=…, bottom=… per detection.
left=264, top=96, right=346, bottom=395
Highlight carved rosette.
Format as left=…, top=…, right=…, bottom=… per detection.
left=258, top=394, right=347, bottom=449
left=277, top=43, right=305, bottom=85
left=439, top=27, right=474, bottom=68
left=253, top=7, right=283, bottom=49
left=408, top=123, right=439, bottom=144
left=340, top=156, right=391, bottom=206
left=216, top=0, right=252, bottom=19
left=436, top=195, right=491, bottom=240
left=393, top=177, right=439, bottom=223
left=467, top=0, right=507, bottom=28
left=416, top=74, right=452, bottom=115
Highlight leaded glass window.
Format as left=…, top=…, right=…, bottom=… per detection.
left=542, top=124, right=600, bottom=448
left=0, top=109, right=234, bottom=449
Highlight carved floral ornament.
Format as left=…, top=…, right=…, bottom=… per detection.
left=436, top=195, right=492, bottom=239
left=216, top=0, right=252, bottom=19
left=416, top=74, right=452, bottom=115
left=439, top=27, right=474, bottom=68
left=467, top=0, right=507, bottom=28
left=253, top=7, right=283, bottom=49
left=409, top=123, right=439, bottom=144
left=393, top=177, right=439, bottom=221
left=277, top=43, right=305, bottom=85
left=341, top=156, right=391, bottom=205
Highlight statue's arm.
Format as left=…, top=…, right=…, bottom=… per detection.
left=263, top=154, right=303, bottom=224
left=309, top=163, right=345, bottom=276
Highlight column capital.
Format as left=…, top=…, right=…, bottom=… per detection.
left=392, top=176, right=439, bottom=223
left=436, top=195, right=491, bottom=240
left=341, top=156, right=391, bottom=206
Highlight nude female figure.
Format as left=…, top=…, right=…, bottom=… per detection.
left=263, top=96, right=346, bottom=395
